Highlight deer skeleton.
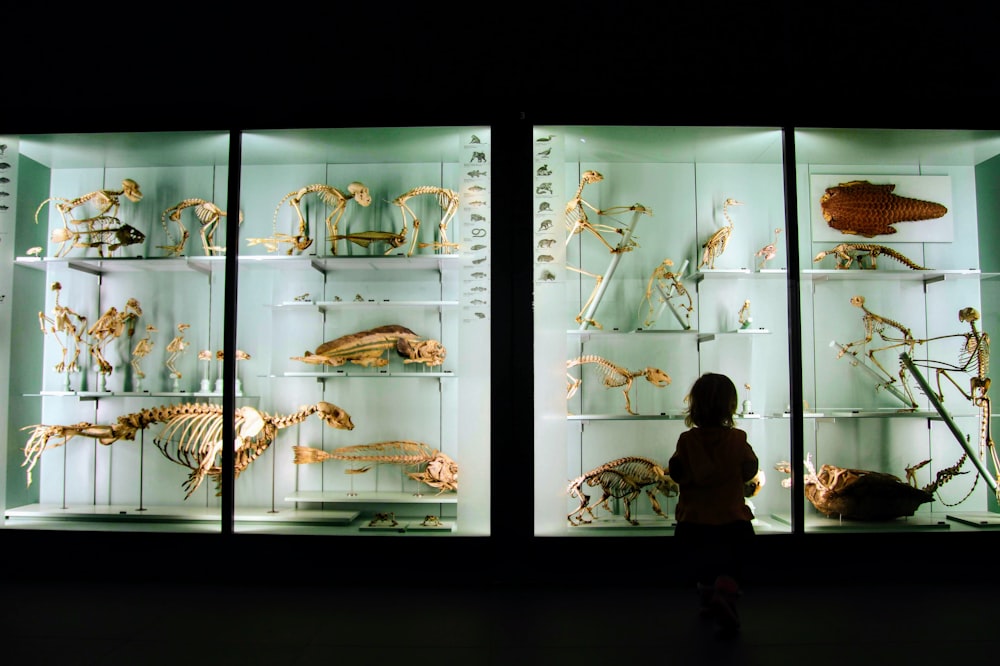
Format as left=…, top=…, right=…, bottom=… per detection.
left=564, top=170, right=651, bottom=329
left=567, top=354, right=671, bottom=415
left=21, top=401, right=354, bottom=498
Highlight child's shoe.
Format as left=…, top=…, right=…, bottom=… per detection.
left=710, top=575, right=741, bottom=633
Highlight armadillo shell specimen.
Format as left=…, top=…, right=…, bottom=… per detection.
left=805, top=463, right=934, bottom=521
left=821, top=180, right=947, bottom=237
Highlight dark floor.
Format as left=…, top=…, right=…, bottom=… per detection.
left=0, top=576, right=995, bottom=665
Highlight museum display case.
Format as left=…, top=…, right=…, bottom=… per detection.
left=530, top=126, right=794, bottom=535
left=0, top=126, right=493, bottom=537
left=793, top=127, right=1000, bottom=533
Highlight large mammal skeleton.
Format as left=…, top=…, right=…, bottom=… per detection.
left=567, top=456, right=679, bottom=525
left=566, top=354, right=670, bottom=415
left=21, top=401, right=354, bottom=498
left=293, top=441, right=458, bottom=494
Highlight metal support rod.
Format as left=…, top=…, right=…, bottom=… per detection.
left=578, top=208, right=645, bottom=331
left=900, top=352, right=998, bottom=493
left=652, top=259, right=691, bottom=330
left=830, top=341, right=912, bottom=407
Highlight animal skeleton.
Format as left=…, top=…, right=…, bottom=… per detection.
left=48, top=222, right=146, bottom=258
left=638, top=258, right=693, bottom=329
left=567, top=456, right=679, bottom=525
left=165, top=323, right=191, bottom=379
left=812, top=243, right=929, bottom=270
left=699, top=198, right=741, bottom=270
left=291, top=324, right=446, bottom=368
left=738, top=300, right=752, bottom=329
left=907, top=308, right=998, bottom=494
left=293, top=441, right=458, bottom=493
left=249, top=182, right=373, bottom=255
left=564, top=170, right=651, bottom=329
left=566, top=354, right=671, bottom=415
left=35, top=178, right=143, bottom=233
left=389, top=185, right=461, bottom=256
left=38, top=281, right=87, bottom=374
left=755, top=227, right=782, bottom=269
left=21, top=401, right=354, bottom=498
left=87, top=298, right=142, bottom=376
left=820, top=180, right=948, bottom=237
left=131, top=324, right=157, bottom=379
left=159, top=199, right=243, bottom=256
left=837, top=295, right=921, bottom=409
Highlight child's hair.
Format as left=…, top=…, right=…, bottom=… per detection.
left=683, top=372, right=738, bottom=428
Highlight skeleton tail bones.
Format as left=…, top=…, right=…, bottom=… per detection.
left=813, top=243, right=929, bottom=270
left=293, top=441, right=458, bottom=493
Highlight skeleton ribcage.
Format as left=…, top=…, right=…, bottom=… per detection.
left=586, top=458, right=659, bottom=496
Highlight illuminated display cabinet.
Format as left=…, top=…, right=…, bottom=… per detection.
left=0, top=127, right=493, bottom=537
left=531, top=125, right=1000, bottom=536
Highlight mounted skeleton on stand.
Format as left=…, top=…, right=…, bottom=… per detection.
left=564, top=170, right=651, bottom=330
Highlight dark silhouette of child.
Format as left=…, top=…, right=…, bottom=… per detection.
left=668, top=372, right=759, bottom=634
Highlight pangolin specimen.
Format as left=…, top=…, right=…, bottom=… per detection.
left=820, top=180, right=947, bottom=237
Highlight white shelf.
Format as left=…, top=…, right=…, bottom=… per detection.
left=285, top=491, right=458, bottom=504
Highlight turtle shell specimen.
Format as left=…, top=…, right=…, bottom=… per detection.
left=805, top=463, right=933, bottom=521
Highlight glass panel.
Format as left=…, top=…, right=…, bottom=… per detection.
left=794, top=127, right=1000, bottom=532
left=1, top=130, right=231, bottom=533
left=233, top=127, right=490, bottom=536
left=532, top=126, right=791, bottom=535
